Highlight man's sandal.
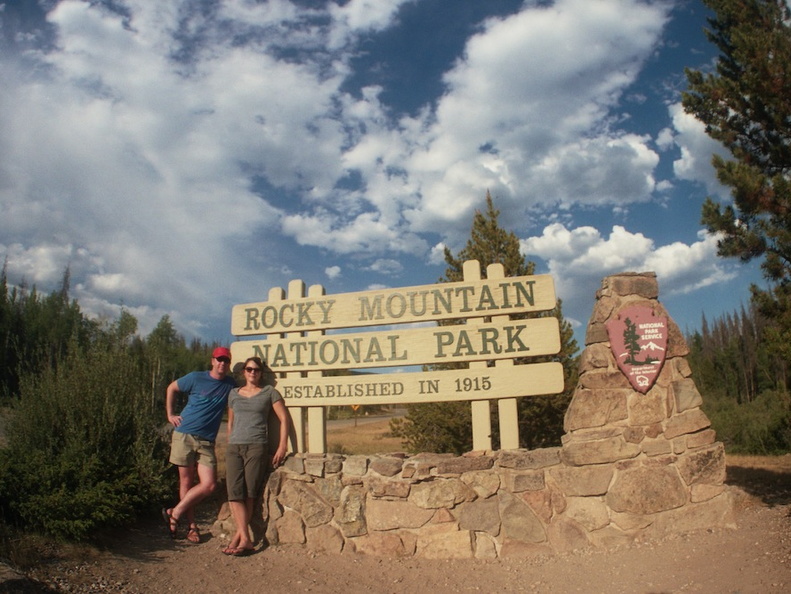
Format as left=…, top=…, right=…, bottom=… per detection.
left=186, top=524, right=201, bottom=544
left=161, top=508, right=179, bottom=539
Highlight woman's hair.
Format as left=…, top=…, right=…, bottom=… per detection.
left=244, top=356, right=264, bottom=369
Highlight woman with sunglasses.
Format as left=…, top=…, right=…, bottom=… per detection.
left=223, top=356, right=289, bottom=556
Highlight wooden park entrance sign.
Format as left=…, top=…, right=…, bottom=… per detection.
left=214, top=272, right=734, bottom=560
left=230, top=260, right=563, bottom=453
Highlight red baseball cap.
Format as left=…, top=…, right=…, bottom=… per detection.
left=212, top=346, right=231, bottom=360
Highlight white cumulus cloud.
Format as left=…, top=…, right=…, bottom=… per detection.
left=521, top=223, right=737, bottom=329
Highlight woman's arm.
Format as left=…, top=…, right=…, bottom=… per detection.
left=271, top=399, right=289, bottom=467
left=227, top=407, right=234, bottom=439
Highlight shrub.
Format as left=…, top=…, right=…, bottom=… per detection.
left=703, top=389, right=791, bottom=454
left=0, top=338, right=171, bottom=540
left=390, top=401, right=472, bottom=454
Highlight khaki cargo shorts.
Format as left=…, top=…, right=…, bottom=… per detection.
left=169, top=431, right=217, bottom=468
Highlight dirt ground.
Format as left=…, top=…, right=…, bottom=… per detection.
left=1, top=453, right=789, bottom=594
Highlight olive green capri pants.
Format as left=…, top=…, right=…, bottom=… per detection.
left=225, top=443, right=269, bottom=501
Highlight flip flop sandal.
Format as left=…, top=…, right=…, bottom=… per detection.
left=231, top=547, right=254, bottom=557
left=186, top=524, right=201, bottom=544
left=161, top=508, right=179, bottom=539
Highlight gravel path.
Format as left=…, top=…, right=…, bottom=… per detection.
left=4, top=456, right=791, bottom=593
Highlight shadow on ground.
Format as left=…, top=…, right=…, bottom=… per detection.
left=726, top=464, right=791, bottom=507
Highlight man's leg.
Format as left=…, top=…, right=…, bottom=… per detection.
left=177, top=463, right=197, bottom=524
left=171, top=462, right=217, bottom=522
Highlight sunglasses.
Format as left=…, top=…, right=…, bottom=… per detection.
left=216, top=357, right=231, bottom=364
left=244, top=367, right=261, bottom=373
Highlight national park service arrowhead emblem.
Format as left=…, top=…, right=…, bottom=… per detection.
left=606, top=305, right=668, bottom=394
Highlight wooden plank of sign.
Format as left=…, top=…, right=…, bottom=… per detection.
left=230, top=316, right=560, bottom=372
left=273, top=362, right=564, bottom=407
left=231, top=273, right=556, bottom=335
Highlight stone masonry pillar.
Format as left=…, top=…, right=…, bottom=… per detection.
left=561, top=272, right=734, bottom=543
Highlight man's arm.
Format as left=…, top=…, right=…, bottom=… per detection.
left=165, top=380, right=183, bottom=427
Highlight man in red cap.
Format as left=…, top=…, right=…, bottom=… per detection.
left=162, top=346, right=236, bottom=543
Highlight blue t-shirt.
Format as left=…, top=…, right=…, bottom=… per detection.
left=174, top=371, right=236, bottom=442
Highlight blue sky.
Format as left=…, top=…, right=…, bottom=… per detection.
left=0, top=0, right=765, bottom=348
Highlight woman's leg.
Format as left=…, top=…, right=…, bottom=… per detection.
left=234, top=497, right=255, bottom=550
left=226, top=499, right=254, bottom=552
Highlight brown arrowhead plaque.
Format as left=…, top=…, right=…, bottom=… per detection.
left=606, top=305, right=668, bottom=394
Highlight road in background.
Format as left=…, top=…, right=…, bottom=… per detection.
left=327, top=407, right=406, bottom=429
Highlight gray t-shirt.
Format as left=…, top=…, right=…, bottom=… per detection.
left=228, top=385, right=283, bottom=445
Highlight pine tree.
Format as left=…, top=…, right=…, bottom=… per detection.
left=391, top=192, right=579, bottom=453
left=686, top=302, right=791, bottom=452
left=441, top=193, right=534, bottom=280
left=683, top=0, right=791, bottom=360
left=623, top=318, right=641, bottom=364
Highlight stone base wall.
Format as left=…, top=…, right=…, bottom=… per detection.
left=212, top=272, right=735, bottom=558
left=211, top=442, right=733, bottom=559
